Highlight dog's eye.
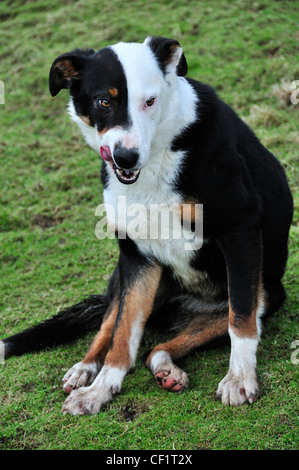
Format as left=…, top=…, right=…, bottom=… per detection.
left=98, top=99, right=111, bottom=109
left=145, top=97, right=155, bottom=107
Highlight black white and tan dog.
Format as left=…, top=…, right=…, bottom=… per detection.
left=2, top=37, right=293, bottom=415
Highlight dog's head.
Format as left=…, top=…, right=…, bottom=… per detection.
left=49, top=37, right=188, bottom=185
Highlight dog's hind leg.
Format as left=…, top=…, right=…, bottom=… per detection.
left=146, top=312, right=228, bottom=393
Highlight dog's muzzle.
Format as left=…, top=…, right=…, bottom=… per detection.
left=100, top=144, right=141, bottom=185
left=114, top=144, right=139, bottom=170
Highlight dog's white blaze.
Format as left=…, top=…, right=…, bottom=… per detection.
left=110, top=40, right=198, bottom=169
left=109, top=43, right=163, bottom=167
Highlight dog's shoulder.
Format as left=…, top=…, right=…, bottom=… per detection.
left=174, top=77, right=289, bottom=209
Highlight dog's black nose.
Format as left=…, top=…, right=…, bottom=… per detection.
left=113, top=145, right=139, bottom=170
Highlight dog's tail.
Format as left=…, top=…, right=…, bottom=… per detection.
left=1, top=294, right=108, bottom=359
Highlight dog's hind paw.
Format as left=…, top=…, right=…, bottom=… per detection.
left=150, top=351, right=189, bottom=393
left=155, top=366, right=189, bottom=392
left=62, top=361, right=101, bottom=394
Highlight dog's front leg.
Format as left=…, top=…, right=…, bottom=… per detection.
left=62, top=253, right=162, bottom=416
left=216, top=228, right=264, bottom=406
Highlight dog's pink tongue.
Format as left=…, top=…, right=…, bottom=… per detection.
left=100, top=145, right=112, bottom=162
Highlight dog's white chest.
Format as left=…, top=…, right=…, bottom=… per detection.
left=103, top=156, right=203, bottom=290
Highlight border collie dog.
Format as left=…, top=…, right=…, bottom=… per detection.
left=2, top=37, right=293, bottom=415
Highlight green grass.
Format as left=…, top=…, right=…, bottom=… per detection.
left=0, top=0, right=298, bottom=451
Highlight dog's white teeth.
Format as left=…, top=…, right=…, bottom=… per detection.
left=116, top=168, right=136, bottom=179
left=114, top=167, right=140, bottom=183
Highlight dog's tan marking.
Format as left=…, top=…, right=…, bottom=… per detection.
left=169, top=44, right=180, bottom=63
left=83, top=300, right=119, bottom=364
left=79, top=115, right=91, bottom=126
left=98, top=127, right=108, bottom=136
left=56, top=59, right=80, bottom=79
left=228, top=279, right=264, bottom=339
left=106, top=265, right=162, bottom=369
left=229, top=304, right=257, bottom=338
left=180, top=199, right=202, bottom=225
left=108, top=87, right=119, bottom=98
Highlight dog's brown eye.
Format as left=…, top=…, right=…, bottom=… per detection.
left=98, top=99, right=111, bottom=109
left=145, top=97, right=155, bottom=107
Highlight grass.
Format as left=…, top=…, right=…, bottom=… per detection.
left=0, top=0, right=298, bottom=451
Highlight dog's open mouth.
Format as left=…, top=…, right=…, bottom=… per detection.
left=100, top=146, right=140, bottom=185
left=112, top=163, right=140, bottom=184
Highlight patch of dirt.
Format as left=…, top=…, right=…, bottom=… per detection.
left=32, top=214, right=64, bottom=229
left=20, top=382, right=35, bottom=393
left=118, top=399, right=150, bottom=422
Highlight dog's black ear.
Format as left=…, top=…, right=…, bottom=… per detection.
left=145, top=36, right=187, bottom=77
left=49, top=48, right=95, bottom=97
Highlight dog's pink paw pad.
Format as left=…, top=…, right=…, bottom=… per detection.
left=63, top=383, right=73, bottom=394
left=154, top=367, right=189, bottom=393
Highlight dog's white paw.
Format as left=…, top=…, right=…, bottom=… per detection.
left=61, top=365, right=126, bottom=415
left=216, top=370, right=259, bottom=406
left=61, top=384, right=112, bottom=415
left=62, top=361, right=101, bottom=394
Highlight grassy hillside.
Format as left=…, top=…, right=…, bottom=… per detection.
left=0, top=0, right=298, bottom=450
